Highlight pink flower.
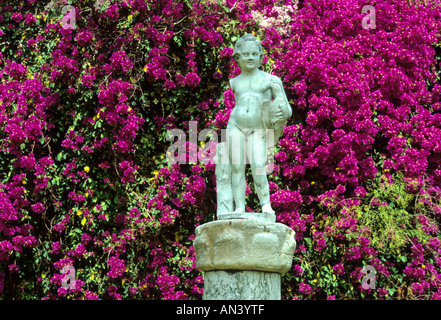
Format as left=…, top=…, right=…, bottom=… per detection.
left=298, top=281, right=312, bottom=295
left=12, top=12, right=23, bottom=23
left=31, top=202, right=45, bottom=213
left=164, top=80, right=176, bottom=90
left=332, top=262, right=345, bottom=276
left=106, top=256, right=126, bottom=279
left=354, top=186, right=367, bottom=198
left=184, top=72, right=201, bottom=87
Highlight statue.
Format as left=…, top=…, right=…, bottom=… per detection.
left=216, top=34, right=292, bottom=219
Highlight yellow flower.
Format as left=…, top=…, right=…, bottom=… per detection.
left=77, top=210, right=83, bottom=216
left=84, top=166, right=90, bottom=173
left=149, top=170, right=159, bottom=182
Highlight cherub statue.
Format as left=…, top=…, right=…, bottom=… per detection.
left=216, top=33, right=292, bottom=218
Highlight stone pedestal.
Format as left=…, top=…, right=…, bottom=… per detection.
left=193, top=217, right=296, bottom=300
left=203, top=270, right=281, bottom=300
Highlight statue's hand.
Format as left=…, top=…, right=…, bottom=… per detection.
left=275, top=105, right=284, bottom=121
left=271, top=106, right=285, bottom=127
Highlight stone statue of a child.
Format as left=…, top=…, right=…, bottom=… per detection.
left=216, top=33, right=291, bottom=217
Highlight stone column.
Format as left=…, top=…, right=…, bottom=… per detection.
left=193, top=213, right=296, bottom=300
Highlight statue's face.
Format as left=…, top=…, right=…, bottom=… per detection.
left=236, top=41, right=261, bottom=72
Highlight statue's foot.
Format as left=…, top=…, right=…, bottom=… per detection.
left=262, top=203, right=275, bottom=214
left=232, top=207, right=245, bottom=213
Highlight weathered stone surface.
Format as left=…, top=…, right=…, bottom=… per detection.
left=193, top=219, right=296, bottom=274
left=214, top=33, right=292, bottom=215
left=217, top=211, right=276, bottom=222
left=215, top=142, right=233, bottom=216
left=203, top=270, right=281, bottom=300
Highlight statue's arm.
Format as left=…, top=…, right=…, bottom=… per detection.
left=229, top=78, right=235, bottom=94
left=273, top=76, right=292, bottom=118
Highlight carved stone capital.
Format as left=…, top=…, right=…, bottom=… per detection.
left=194, top=219, right=296, bottom=274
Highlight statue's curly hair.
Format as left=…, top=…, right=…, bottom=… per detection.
left=232, top=33, right=264, bottom=67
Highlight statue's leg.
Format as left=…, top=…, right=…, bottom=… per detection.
left=248, top=129, right=275, bottom=214
left=227, top=126, right=246, bottom=213
left=215, top=142, right=233, bottom=216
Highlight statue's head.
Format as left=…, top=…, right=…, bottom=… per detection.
left=232, top=34, right=264, bottom=70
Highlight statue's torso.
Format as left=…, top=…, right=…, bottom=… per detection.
left=228, top=71, right=273, bottom=131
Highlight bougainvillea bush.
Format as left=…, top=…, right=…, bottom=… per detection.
left=0, top=0, right=441, bottom=300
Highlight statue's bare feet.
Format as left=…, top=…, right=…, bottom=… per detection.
left=232, top=207, right=245, bottom=214
left=262, top=203, right=275, bottom=214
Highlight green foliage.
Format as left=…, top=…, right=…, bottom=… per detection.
left=357, top=172, right=430, bottom=252
left=282, top=170, right=441, bottom=300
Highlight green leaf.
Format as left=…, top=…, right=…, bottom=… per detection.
left=387, top=288, right=396, bottom=296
